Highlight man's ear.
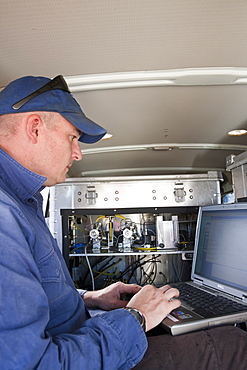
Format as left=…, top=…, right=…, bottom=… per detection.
left=25, top=114, right=43, bottom=144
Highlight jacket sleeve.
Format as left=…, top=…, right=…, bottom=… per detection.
left=52, top=310, right=148, bottom=370
left=0, top=197, right=147, bottom=370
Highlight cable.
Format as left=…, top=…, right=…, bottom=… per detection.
left=94, top=260, right=122, bottom=281
left=133, top=246, right=157, bottom=251
left=126, top=255, right=161, bottom=284
left=141, top=260, right=157, bottom=285
left=83, top=256, right=107, bottom=284
left=118, top=255, right=147, bottom=281
left=84, top=244, right=95, bottom=291
left=96, top=256, right=115, bottom=274
left=171, top=254, right=184, bottom=282
left=95, top=215, right=106, bottom=223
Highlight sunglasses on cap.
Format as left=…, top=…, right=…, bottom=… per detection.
left=12, top=75, right=70, bottom=110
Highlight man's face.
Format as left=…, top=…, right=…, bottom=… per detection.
left=39, top=115, right=82, bottom=186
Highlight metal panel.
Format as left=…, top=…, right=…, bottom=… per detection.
left=49, top=172, right=222, bottom=252
left=53, top=172, right=222, bottom=209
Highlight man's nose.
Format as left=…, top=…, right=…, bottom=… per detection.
left=72, top=141, right=83, bottom=161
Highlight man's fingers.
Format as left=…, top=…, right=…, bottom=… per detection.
left=159, top=285, right=172, bottom=293
left=159, top=285, right=180, bottom=298
left=165, top=287, right=180, bottom=299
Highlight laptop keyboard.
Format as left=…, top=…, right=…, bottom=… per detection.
left=173, top=283, right=247, bottom=318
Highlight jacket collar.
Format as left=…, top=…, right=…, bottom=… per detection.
left=0, top=148, right=47, bottom=201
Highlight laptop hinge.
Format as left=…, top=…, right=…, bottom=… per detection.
left=193, top=278, right=203, bottom=286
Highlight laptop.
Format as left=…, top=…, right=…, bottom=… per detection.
left=161, top=203, right=247, bottom=336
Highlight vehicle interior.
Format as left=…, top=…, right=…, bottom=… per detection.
left=1, top=0, right=247, bottom=333
left=2, top=1, right=247, bottom=180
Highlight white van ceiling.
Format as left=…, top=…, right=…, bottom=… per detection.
left=1, top=0, right=247, bottom=177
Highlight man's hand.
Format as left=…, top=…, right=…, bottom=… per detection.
left=83, top=282, right=181, bottom=332
left=127, top=284, right=180, bottom=331
left=83, top=281, right=142, bottom=310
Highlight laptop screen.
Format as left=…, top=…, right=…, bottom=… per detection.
left=193, top=204, right=247, bottom=294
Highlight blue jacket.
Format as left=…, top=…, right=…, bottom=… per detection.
left=0, top=148, right=147, bottom=370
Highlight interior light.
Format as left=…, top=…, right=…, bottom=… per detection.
left=228, top=129, right=247, bottom=136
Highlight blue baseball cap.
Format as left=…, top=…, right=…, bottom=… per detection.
left=0, top=75, right=107, bottom=144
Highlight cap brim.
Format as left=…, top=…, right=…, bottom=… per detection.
left=60, top=111, right=107, bottom=144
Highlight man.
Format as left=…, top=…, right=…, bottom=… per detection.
left=0, top=75, right=246, bottom=370
left=0, top=75, right=181, bottom=369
